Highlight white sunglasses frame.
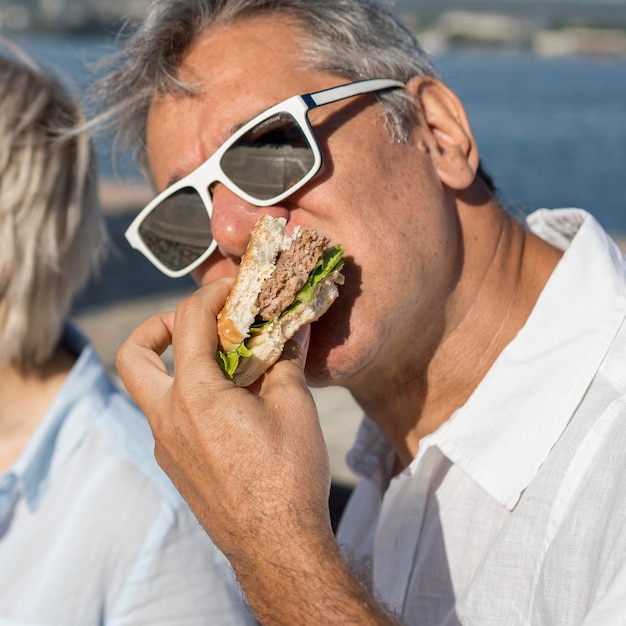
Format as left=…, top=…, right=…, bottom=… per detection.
left=125, top=77, right=404, bottom=278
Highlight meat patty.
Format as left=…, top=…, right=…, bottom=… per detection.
left=256, top=228, right=330, bottom=321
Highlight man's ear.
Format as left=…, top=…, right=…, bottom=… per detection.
left=406, top=76, right=479, bottom=190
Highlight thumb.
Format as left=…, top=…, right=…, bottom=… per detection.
left=281, top=323, right=311, bottom=371
left=262, top=323, right=311, bottom=389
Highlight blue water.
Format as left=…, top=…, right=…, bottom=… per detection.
left=437, top=50, right=626, bottom=234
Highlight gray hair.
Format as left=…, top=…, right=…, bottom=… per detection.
left=93, top=0, right=439, bottom=176
left=95, top=0, right=494, bottom=190
left=0, top=40, right=109, bottom=371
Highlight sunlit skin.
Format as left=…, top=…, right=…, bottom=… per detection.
left=145, top=15, right=561, bottom=464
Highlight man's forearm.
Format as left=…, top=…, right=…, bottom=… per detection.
left=228, top=527, right=401, bottom=625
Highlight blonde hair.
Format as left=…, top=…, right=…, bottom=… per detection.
left=0, top=39, right=109, bottom=371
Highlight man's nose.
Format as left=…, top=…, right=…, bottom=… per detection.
left=210, top=183, right=291, bottom=258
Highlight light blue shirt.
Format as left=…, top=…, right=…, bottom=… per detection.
left=0, top=325, right=254, bottom=625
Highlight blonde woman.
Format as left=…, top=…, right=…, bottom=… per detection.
left=0, top=41, right=253, bottom=625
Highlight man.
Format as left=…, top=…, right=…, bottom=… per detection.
left=102, top=0, right=626, bottom=623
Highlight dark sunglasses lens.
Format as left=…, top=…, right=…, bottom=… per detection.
left=220, top=112, right=316, bottom=201
left=138, top=187, right=212, bottom=273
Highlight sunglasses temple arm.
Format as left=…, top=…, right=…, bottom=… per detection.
left=307, top=78, right=404, bottom=108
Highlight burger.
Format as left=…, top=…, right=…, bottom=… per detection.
left=217, top=214, right=345, bottom=386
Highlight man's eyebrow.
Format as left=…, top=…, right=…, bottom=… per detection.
left=223, top=115, right=258, bottom=141
left=229, top=120, right=246, bottom=135
left=223, top=96, right=291, bottom=141
left=165, top=171, right=187, bottom=188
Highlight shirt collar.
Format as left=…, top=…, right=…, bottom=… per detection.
left=11, top=323, right=111, bottom=510
left=348, top=209, right=626, bottom=510
left=346, top=416, right=396, bottom=491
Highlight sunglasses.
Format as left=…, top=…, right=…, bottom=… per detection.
left=125, top=78, right=404, bottom=277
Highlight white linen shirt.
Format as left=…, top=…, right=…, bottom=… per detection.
left=337, top=209, right=626, bottom=625
left=0, top=325, right=254, bottom=626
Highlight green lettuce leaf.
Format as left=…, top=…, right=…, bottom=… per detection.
left=284, top=244, right=344, bottom=313
left=217, top=341, right=253, bottom=380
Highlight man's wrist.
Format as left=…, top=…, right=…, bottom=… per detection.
left=229, top=526, right=400, bottom=625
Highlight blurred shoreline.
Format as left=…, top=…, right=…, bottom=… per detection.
left=6, top=1, right=626, bottom=59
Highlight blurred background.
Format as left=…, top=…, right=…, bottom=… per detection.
left=2, top=0, right=625, bottom=484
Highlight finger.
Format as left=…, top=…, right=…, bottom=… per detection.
left=281, top=324, right=311, bottom=373
left=170, top=278, right=234, bottom=378
left=261, top=324, right=332, bottom=499
left=115, top=311, right=176, bottom=411
left=261, top=324, right=312, bottom=403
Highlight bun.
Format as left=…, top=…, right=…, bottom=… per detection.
left=233, top=263, right=341, bottom=386
left=217, top=216, right=287, bottom=352
left=216, top=215, right=344, bottom=386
